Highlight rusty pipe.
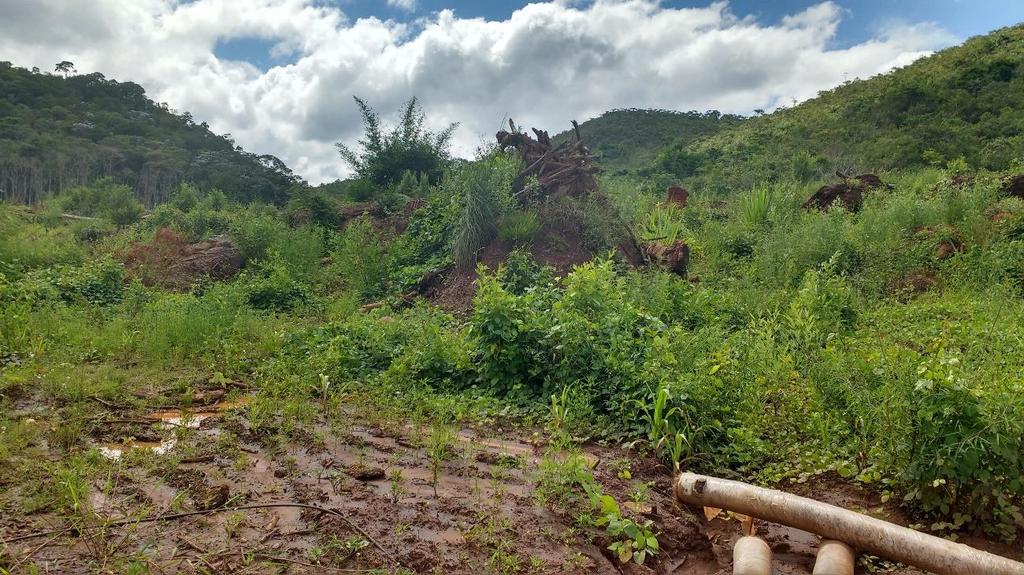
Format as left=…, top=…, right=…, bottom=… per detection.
left=674, top=473, right=1024, bottom=575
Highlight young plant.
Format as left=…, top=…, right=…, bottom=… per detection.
left=388, top=468, right=406, bottom=503
left=549, top=385, right=571, bottom=433
left=638, top=203, right=686, bottom=244
left=498, top=209, right=541, bottom=246
left=427, top=421, right=456, bottom=497
left=638, top=381, right=679, bottom=446
left=739, top=183, right=773, bottom=227
left=593, top=494, right=660, bottom=565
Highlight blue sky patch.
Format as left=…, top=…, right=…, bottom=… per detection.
left=214, top=36, right=296, bottom=72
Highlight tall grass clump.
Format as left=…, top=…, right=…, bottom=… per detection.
left=497, top=210, right=540, bottom=246
left=637, top=204, right=686, bottom=244
left=738, top=183, right=773, bottom=228
left=450, top=153, right=519, bottom=268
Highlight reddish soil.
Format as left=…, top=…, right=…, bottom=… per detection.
left=4, top=395, right=1021, bottom=574
left=803, top=174, right=891, bottom=213
left=1001, top=174, right=1024, bottom=199
left=121, top=228, right=243, bottom=290
left=429, top=225, right=594, bottom=313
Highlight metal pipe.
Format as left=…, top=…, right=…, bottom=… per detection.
left=674, top=472, right=1024, bottom=575
left=733, top=536, right=773, bottom=575
left=813, top=540, right=855, bottom=575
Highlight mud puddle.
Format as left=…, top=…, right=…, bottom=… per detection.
left=96, top=396, right=248, bottom=459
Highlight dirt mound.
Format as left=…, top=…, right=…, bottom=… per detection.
left=890, top=269, right=938, bottom=298
left=803, top=173, right=890, bottom=212
left=122, top=228, right=243, bottom=290
left=643, top=240, right=690, bottom=277
left=666, top=186, right=689, bottom=208
left=913, top=224, right=965, bottom=261
left=1001, top=174, right=1024, bottom=198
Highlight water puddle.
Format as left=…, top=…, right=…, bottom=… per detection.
left=98, top=396, right=248, bottom=460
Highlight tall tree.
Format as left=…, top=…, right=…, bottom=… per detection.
left=54, top=60, right=75, bottom=77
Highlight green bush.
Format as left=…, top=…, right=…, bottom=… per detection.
left=450, top=153, right=519, bottom=268
left=57, top=177, right=143, bottom=226
left=497, top=210, right=540, bottom=246
left=496, top=249, right=553, bottom=295
left=8, top=258, right=127, bottom=307
left=330, top=216, right=389, bottom=301
left=243, top=257, right=311, bottom=312
left=0, top=206, right=84, bottom=273
left=337, top=97, right=456, bottom=189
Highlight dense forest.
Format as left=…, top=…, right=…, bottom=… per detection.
left=2, top=21, right=1024, bottom=575
left=0, top=62, right=299, bottom=206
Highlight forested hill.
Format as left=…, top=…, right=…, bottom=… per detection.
left=552, top=108, right=745, bottom=174
left=0, top=62, right=299, bottom=206
left=653, top=23, right=1024, bottom=192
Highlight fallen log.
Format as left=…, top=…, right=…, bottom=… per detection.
left=674, top=472, right=1024, bottom=575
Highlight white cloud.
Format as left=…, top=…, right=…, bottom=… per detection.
left=387, top=0, right=417, bottom=12
left=0, top=0, right=956, bottom=184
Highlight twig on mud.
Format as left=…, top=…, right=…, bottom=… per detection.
left=90, top=417, right=162, bottom=426
left=179, top=454, right=216, bottom=464
left=1, top=502, right=405, bottom=569
left=90, top=395, right=124, bottom=410
left=6, top=528, right=71, bottom=571
left=251, top=552, right=383, bottom=573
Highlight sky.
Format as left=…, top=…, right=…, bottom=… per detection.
left=1, top=1, right=1022, bottom=184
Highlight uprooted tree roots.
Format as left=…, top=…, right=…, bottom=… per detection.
left=497, top=119, right=601, bottom=200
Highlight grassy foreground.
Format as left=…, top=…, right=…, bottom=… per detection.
left=2, top=163, right=1024, bottom=572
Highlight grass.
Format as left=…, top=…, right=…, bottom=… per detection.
left=2, top=163, right=1024, bottom=560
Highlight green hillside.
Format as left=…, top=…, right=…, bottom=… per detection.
left=553, top=108, right=744, bottom=174
left=5, top=22, right=1024, bottom=572
left=0, top=62, right=299, bottom=206
left=654, top=23, right=1024, bottom=192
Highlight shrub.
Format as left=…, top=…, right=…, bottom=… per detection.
left=450, top=153, right=519, bottom=268
left=57, top=177, right=143, bottom=227
left=337, top=96, right=456, bottom=189
left=330, top=216, right=389, bottom=300
left=13, top=258, right=127, bottom=307
left=496, top=249, right=553, bottom=295
left=228, top=205, right=287, bottom=262
left=0, top=206, right=84, bottom=272
left=244, top=257, right=311, bottom=312
left=497, top=210, right=540, bottom=246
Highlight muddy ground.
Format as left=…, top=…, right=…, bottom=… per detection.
left=1, top=395, right=1020, bottom=574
